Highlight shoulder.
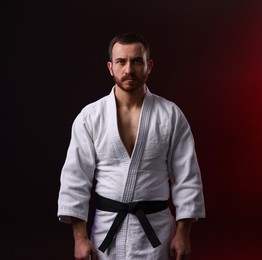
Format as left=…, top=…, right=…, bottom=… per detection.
left=150, top=92, right=186, bottom=118
left=71, top=94, right=109, bottom=132
left=148, top=91, right=192, bottom=136
left=152, top=92, right=177, bottom=107
left=68, top=94, right=109, bottom=140
left=80, top=95, right=108, bottom=119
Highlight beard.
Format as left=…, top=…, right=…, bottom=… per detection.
left=112, top=73, right=148, bottom=93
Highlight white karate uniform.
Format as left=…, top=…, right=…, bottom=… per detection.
left=58, top=86, right=205, bottom=259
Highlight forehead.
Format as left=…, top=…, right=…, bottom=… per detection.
left=111, top=42, right=146, bottom=59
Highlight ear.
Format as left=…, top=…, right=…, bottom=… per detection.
left=107, top=61, right=113, bottom=76
left=147, top=59, right=153, bottom=74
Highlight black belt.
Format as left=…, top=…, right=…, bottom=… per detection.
left=95, top=193, right=168, bottom=253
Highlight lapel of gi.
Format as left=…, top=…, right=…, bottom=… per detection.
left=121, top=88, right=153, bottom=203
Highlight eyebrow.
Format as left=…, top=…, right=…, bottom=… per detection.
left=115, top=58, right=125, bottom=61
left=114, top=56, right=144, bottom=62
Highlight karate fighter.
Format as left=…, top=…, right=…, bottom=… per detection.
left=58, top=32, right=205, bottom=260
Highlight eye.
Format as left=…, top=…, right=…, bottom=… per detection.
left=116, top=59, right=125, bottom=65
left=133, top=58, right=144, bottom=65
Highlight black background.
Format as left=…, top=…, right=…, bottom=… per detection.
left=2, top=1, right=262, bottom=259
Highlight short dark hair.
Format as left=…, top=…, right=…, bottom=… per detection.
left=108, top=32, right=150, bottom=61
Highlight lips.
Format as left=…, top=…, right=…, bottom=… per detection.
left=122, top=76, right=137, bottom=82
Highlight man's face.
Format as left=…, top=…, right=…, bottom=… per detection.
left=107, top=42, right=153, bottom=93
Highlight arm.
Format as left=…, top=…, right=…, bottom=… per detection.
left=168, top=109, right=205, bottom=259
left=169, top=218, right=193, bottom=260
left=72, top=217, right=97, bottom=260
left=168, top=114, right=205, bottom=222
left=57, top=112, right=97, bottom=258
left=58, top=111, right=96, bottom=222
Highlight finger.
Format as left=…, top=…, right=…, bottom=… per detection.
left=176, top=252, right=182, bottom=260
left=169, top=249, right=176, bottom=259
left=91, top=250, right=98, bottom=260
left=179, top=255, right=189, bottom=260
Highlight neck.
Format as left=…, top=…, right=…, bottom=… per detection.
left=114, top=85, right=146, bottom=109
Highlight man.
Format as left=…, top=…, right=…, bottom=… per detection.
left=58, top=32, right=205, bottom=260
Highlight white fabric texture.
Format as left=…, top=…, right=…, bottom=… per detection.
left=57, top=86, right=205, bottom=259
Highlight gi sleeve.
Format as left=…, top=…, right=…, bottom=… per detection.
left=57, top=110, right=96, bottom=224
left=168, top=109, right=206, bottom=221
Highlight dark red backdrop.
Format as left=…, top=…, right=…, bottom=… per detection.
left=2, top=0, right=262, bottom=259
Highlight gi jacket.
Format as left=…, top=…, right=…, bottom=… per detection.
left=58, top=86, right=205, bottom=259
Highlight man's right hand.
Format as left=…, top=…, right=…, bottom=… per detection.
left=74, top=237, right=97, bottom=260
left=72, top=217, right=98, bottom=260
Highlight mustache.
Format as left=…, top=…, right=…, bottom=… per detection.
left=121, top=74, right=137, bottom=81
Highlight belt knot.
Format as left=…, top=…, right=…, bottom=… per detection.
left=126, top=202, right=139, bottom=213
left=96, top=193, right=168, bottom=253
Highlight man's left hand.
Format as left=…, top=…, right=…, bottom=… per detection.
left=169, top=219, right=192, bottom=260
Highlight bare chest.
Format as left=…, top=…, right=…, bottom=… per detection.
left=117, top=108, right=141, bottom=157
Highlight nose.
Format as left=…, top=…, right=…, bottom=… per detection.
left=125, top=61, right=134, bottom=74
